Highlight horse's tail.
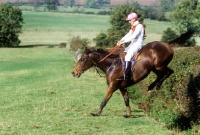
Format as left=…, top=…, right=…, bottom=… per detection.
left=168, top=27, right=196, bottom=45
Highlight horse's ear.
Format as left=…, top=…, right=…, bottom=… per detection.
left=84, top=47, right=89, bottom=54
left=88, top=53, right=94, bottom=58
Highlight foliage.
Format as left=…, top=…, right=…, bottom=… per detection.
left=93, top=32, right=109, bottom=47
left=129, top=47, right=200, bottom=132
left=0, top=4, right=23, bottom=47
left=161, top=27, right=178, bottom=43
left=165, top=0, right=200, bottom=46
left=158, top=0, right=180, bottom=12
left=105, top=3, right=144, bottom=47
left=44, top=0, right=59, bottom=11
left=84, top=0, right=110, bottom=8
left=69, top=36, right=90, bottom=52
left=96, top=10, right=111, bottom=15
left=143, top=6, right=167, bottom=21
left=29, top=0, right=42, bottom=10
left=69, top=0, right=75, bottom=7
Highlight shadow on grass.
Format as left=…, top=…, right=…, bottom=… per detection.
left=15, top=44, right=58, bottom=48
left=173, top=73, right=200, bottom=131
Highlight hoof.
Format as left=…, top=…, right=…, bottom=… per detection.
left=146, top=91, right=152, bottom=97
left=123, top=114, right=131, bottom=118
left=90, top=113, right=100, bottom=116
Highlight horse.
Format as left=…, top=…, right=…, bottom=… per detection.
left=72, top=41, right=174, bottom=117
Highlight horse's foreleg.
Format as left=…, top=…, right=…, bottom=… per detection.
left=91, top=86, right=116, bottom=116
left=120, top=88, right=131, bottom=117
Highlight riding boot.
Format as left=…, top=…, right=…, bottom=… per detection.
left=117, top=61, right=132, bottom=80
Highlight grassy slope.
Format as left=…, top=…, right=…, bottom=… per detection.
left=20, top=11, right=110, bottom=45
left=19, top=11, right=173, bottom=46
left=0, top=48, right=174, bottom=134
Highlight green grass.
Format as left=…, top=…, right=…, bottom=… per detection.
left=20, top=11, right=110, bottom=45
left=19, top=7, right=200, bottom=46
left=19, top=11, right=170, bottom=46
left=0, top=48, right=175, bottom=134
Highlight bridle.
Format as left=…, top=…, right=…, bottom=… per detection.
left=76, top=53, right=106, bottom=77
left=93, top=65, right=105, bottom=77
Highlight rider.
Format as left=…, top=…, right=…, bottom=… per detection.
left=117, top=12, right=145, bottom=80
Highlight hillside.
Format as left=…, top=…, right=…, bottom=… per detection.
left=0, top=0, right=160, bottom=6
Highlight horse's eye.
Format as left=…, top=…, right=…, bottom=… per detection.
left=80, top=58, right=85, bottom=61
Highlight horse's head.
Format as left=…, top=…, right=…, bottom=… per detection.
left=72, top=48, right=97, bottom=78
left=71, top=53, right=93, bottom=78
left=72, top=47, right=120, bottom=78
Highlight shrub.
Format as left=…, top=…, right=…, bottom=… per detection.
left=59, top=42, right=67, bottom=48
left=93, top=32, right=109, bottom=47
left=84, top=11, right=95, bottom=14
left=96, top=11, right=111, bottom=15
left=69, top=36, right=90, bottom=52
left=129, top=47, right=200, bottom=131
left=161, top=27, right=178, bottom=43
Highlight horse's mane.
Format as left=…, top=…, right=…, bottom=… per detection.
left=84, top=47, right=119, bottom=59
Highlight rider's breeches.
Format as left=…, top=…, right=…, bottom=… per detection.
left=124, top=42, right=142, bottom=61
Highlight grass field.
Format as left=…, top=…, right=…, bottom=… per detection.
left=1, top=10, right=198, bottom=134
left=19, top=11, right=175, bottom=46
left=0, top=48, right=175, bottom=134
left=20, top=11, right=110, bottom=46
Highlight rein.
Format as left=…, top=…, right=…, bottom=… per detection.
left=99, top=45, right=120, bottom=62
left=93, top=65, right=105, bottom=77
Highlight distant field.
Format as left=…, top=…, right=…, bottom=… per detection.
left=20, top=11, right=110, bottom=46
left=19, top=10, right=200, bottom=46
left=19, top=11, right=171, bottom=46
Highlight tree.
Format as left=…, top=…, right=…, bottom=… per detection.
left=161, top=27, right=178, bottom=42
left=93, top=33, right=109, bottom=47
left=159, top=0, right=180, bottom=12
left=0, top=4, right=23, bottom=47
left=165, top=0, right=200, bottom=46
left=69, top=0, right=75, bottom=7
left=44, top=0, right=59, bottom=11
left=85, top=0, right=110, bottom=8
left=29, top=0, right=41, bottom=10
left=96, top=0, right=110, bottom=7
left=106, top=3, right=143, bottom=46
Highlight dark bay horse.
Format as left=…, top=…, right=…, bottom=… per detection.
left=72, top=41, right=174, bottom=117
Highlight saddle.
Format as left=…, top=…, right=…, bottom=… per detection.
left=119, top=51, right=141, bottom=62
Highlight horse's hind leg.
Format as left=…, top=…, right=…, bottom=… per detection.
left=148, top=67, right=173, bottom=91
left=119, top=88, right=131, bottom=117
left=148, top=69, right=163, bottom=91
left=156, top=67, right=174, bottom=90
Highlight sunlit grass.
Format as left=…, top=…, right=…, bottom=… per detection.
left=20, top=11, right=110, bottom=45
left=0, top=48, right=174, bottom=134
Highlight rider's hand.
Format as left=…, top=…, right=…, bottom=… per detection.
left=117, top=41, right=123, bottom=47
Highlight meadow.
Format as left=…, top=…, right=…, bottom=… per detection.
left=19, top=11, right=175, bottom=46
left=0, top=10, right=199, bottom=134
left=0, top=48, right=174, bottom=134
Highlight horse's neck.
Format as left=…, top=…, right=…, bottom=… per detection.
left=93, top=57, right=114, bottom=73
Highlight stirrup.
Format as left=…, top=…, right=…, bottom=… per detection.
left=117, top=75, right=127, bottom=81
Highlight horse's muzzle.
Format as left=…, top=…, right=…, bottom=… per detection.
left=71, top=71, right=81, bottom=78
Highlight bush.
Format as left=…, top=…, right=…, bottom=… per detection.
left=161, top=27, right=197, bottom=47
left=69, top=36, right=90, bottom=52
left=84, top=11, right=95, bottom=14
left=129, top=47, right=200, bottom=131
left=161, top=27, right=178, bottom=43
left=0, top=4, right=23, bottom=47
left=93, top=32, right=109, bottom=47
left=96, top=11, right=111, bottom=15
left=59, top=42, right=67, bottom=48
